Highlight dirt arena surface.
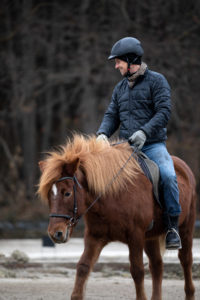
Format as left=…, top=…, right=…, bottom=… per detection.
left=0, top=277, right=200, bottom=300
left=0, top=262, right=199, bottom=300
left=0, top=239, right=199, bottom=300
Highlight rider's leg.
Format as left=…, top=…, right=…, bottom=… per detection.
left=142, top=142, right=182, bottom=250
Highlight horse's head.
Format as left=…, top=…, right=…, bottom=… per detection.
left=38, top=135, right=141, bottom=244
left=39, top=158, right=85, bottom=244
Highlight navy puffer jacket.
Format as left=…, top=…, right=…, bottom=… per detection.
left=97, top=68, right=171, bottom=144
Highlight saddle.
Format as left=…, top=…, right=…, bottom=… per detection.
left=135, top=151, right=162, bottom=208
left=133, top=150, right=163, bottom=231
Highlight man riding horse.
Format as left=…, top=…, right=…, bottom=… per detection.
left=96, top=37, right=181, bottom=250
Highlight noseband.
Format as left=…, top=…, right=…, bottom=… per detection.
left=49, top=175, right=82, bottom=226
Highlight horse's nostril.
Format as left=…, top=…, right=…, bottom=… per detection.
left=54, top=231, right=63, bottom=241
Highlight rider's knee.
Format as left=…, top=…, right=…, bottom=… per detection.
left=161, top=174, right=177, bottom=187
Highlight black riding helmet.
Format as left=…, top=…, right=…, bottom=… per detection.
left=108, top=37, right=144, bottom=76
left=108, top=37, right=144, bottom=60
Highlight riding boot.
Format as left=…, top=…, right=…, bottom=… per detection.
left=165, top=215, right=182, bottom=250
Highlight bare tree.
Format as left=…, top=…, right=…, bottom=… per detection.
left=0, top=0, right=199, bottom=221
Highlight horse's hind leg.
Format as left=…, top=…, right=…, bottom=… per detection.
left=71, top=234, right=106, bottom=300
left=178, top=214, right=196, bottom=300
left=128, top=232, right=147, bottom=300
left=144, top=238, right=163, bottom=300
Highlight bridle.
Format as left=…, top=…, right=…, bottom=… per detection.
left=49, top=144, right=139, bottom=227
left=49, top=175, right=82, bottom=227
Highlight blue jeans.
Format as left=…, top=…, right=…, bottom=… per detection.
left=142, top=142, right=181, bottom=217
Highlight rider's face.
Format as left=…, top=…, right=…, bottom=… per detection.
left=114, top=58, right=140, bottom=76
left=115, top=58, right=128, bottom=76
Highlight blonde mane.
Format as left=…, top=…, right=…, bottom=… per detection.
left=38, top=135, right=141, bottom=201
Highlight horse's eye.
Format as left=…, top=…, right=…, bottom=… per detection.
left=65, top=192, right=72, bottom=197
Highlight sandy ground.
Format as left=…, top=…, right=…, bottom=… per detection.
left=0, top=277, right=200, bottom=300
left=0, top=239, right=199, bottom=300
left=0, top=262, right=199, bottom=300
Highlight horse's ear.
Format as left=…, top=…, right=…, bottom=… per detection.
left=38, top=161, right=46, bottom=173
left=63, top=158, right=80, bottom=176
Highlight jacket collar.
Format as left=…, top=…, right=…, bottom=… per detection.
left=127, top=62, right=147, bottom=88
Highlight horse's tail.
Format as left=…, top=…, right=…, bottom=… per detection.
left=159, top=234, right=166, bottom=256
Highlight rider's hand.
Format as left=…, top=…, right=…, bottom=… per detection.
left=96, top=134, right=108, bottom=142
left=128, top=130, right=146, bottom=150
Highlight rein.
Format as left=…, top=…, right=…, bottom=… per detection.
left=49, top=144, right=138, bottom=226
left=81, top=146, right=138, bottom=217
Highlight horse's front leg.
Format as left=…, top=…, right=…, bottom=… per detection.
left=128, top=231, right=147, bottom=300
left=71, top=234, right=106, bottom=300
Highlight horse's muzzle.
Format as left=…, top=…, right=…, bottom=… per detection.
left=48, top=225, right=71, bottom=244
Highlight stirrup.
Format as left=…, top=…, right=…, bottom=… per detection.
left=165, top=228, right=182, bottom=250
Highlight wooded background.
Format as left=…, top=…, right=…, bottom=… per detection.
left=0, top=0, right=200, bottom=225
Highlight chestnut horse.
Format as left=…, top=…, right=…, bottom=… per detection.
left=38, top=135, right=196, bottom=300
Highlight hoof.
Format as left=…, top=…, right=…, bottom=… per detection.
left=185, top=294, right=195, bottom=300
left=71, top=294, right=83, bottom=300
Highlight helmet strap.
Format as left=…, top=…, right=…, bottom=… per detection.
left=125, top=56, right=137, bottom=77
left=125, top=55, right=131, bottom=77
left=126, top=61, right=131, bottom=77
left=125, top=55, right=141, bottom=77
